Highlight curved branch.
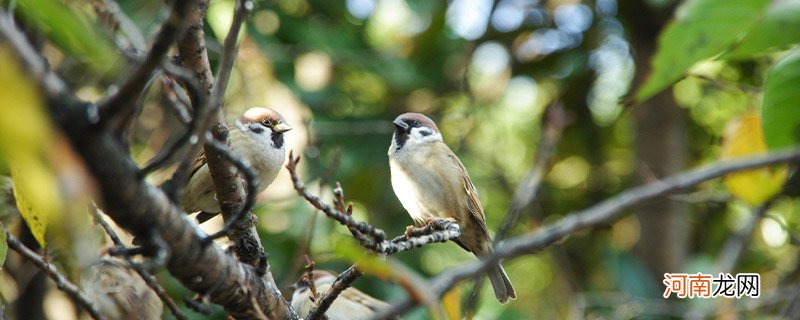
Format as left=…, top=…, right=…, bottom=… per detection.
left=374, top=148, right=800, bottom=318
left=4, top=231, right=105, bottom=320
left=97, top=0, right=196, bottom=121
left=306, top=266, right=362, bottom=320
left=93, top=210, right=188, bottom=320
left=0, top=8, right=296, bottom=319
left=286, top=152, right=461, bottom=255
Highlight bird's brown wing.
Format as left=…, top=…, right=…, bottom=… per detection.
left=190, top=148, right=207, bottom=177
left=445, top=150, right=489, bottom=235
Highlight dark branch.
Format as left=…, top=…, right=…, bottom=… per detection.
left=374, top=148, right=800, bottom=318
left=93, top=210, right=188, bottom=320
left=306, top=266, right=362, bottom=320
left=287, top=152, right=461, bottom=255
left=97, top=0, right=196, bottom=121
left=92, top=0, right=147, bottom=51
left=4, top=231, right=105, bottom=320
left=209, top=0, right=252, bottom=110
left=496, top=102, right=567, bottom=241
left=201, top=134, right=260, bottom=245
left=0, top=7, right=296, bottom=319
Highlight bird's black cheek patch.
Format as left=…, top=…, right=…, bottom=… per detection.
left=394, top=132, right=408, bottom=151
left=272, top=133, right=285, bottom=149
left=419, top=130, right=432, bottom=137
left=248, top=123, right=264, bottom=134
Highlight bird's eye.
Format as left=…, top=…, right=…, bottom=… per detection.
left=412, top=120, right=421, bottom=127
left=261, top=119, right=271, bottom=127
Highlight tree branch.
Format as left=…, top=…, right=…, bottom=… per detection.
left=374, top=148, right=800, bottom=318
left=496, top=102, right=567, bottom=241
left=97, top=0, right=196, bottom=121
left=94, top=210, right=188, bottom=320
left=4, top=231, right=105, bottom=320
left=0, top=8, right=296, bottom=319
left=286, top=152, right=461, bottom=255
left=306, top=266, right=362, bottom=320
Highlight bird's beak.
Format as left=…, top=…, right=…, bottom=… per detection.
left=273, top=122, right=292, bottom=133
left=393, top=119, right=409, bottom=132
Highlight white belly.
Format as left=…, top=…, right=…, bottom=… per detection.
left=389, top=159, right=445, bottom=223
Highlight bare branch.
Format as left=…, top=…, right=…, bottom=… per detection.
left=4, top=231, right=105, bottom=320
left=306, top=266, right=362, bottom=320
left=209, top=0, right=252, bottom=111
left=1, top=7, right=296, bottom=318
left=93, top=210, right=188, bottom=320
left=97, top=0, right=196, bottom=121
left=287, top=152, right=461, bottom=255
left=92, top=0, right=147, bottom=51
left=496, top=102, right=567, bottom=241
left=374, top=148, right=800, bottom=318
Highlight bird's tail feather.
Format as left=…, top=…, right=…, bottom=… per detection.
left=487, top=263, right=516, bottom=304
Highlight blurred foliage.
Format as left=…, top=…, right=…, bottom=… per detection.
left=3, top=0, right=800, bottom=319
left=637, top=0, right=771, bottom=101
left=762, top=47, right=800, bottom=150
left=15, top=0, right=120, bottom=77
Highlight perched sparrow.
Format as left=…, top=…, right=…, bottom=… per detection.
left=291, top=270, right=394, bottom=320
left=182, top=107, right=291, bottom=222
left=388, top=113, right=516, bottom=303
left=81, top=259, right=163, bottom=320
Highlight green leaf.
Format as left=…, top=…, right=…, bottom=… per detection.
left=762, top=48, right=800, bottom=150
left=0, top=225, right=7, bottom=270
left=636, top=0, right=771, bottom=102
left=727, top=0, right=800, bottom=59
left=16, top=0, right=120, bottom=76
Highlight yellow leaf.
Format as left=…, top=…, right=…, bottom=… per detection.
left=9, top=159, right=61, bottom=247
left=721, top=112, right=787, bottom=205
left=0, top=45, right=61, bottom=247
left=441, top=285, right=461, bottom=320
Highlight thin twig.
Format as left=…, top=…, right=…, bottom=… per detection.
left=157, top=63, right=213, bottom=199
left=188, top=0, right=264, bottom=272
left=716, top=199, right=777, bottom=273
left=373, top=148, right=800, bottom=319
left=687, top=73, right=760, bottom=94
left=303, top=256, right=319, bottom=302
left=465, top=102, right=567, bottom=312
left=287, top=152, right=462, bottom=255
left=496, top=102, right=567, bottom=241
left=209, top=0, right=252, bottom=110
left=2, top=5, right=295, bottom=318
left=306, top=266, right=363, bottom=320
left=92, top=0, right=147, bottom=51
left=282, top=151, right=343, bottom=289
left=97, top=0, right=197, bottom=121
left=201, top=133, right=260, bottom=244
left=161, top=77, right=193, bottom=125
left=93, top=210, right=188, bottom=320
left=4, top=231, right=106, bottom=320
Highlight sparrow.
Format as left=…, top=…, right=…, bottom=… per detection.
left=291, top=270, right=395, bottom=320
left=387, top=113, right=516, bottom=303
left=182, top=107, right=291, bottom=222
left=81, top=258, right=163, bottom=320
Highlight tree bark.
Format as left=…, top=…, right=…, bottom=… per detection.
left=620, top=0, right=688, bottom=283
